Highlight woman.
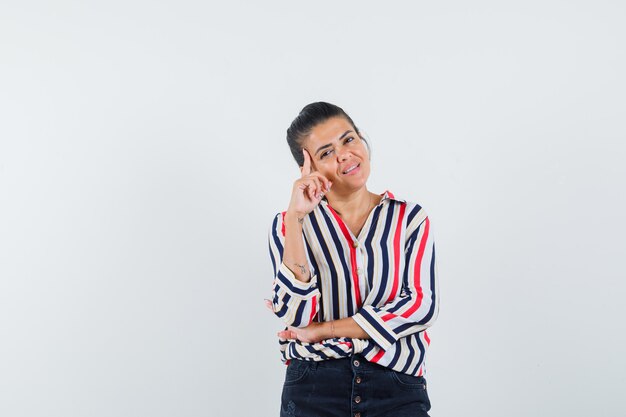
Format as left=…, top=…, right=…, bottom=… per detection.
left=267, top=102, right=439, bottom=417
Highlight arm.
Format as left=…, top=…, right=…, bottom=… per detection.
left=282, top=210, right=312, bottom=283
left=351, top=210, right=439, bottom=351
left=268, top=211, right=321, bottom=328
left=268, top=149, right=332, bottom=328
left=277, top=316, right=369, bottom=342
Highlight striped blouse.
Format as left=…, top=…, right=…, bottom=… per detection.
left=268, top=190, right=439, bottom=377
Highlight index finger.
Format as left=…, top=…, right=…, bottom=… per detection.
left=301, top=148, right=312, bottom=177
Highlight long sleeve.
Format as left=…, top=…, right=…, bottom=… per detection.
left=268, top=212, right=321, bottom=328
left=352, top=211, right=439, bottom=351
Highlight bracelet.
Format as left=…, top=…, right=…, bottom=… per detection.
left=330, top=320, right=336, bottom=339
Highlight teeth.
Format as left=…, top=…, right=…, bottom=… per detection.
left=344, top=164, right=358, bottom=174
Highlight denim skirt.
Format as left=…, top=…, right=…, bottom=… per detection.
left=280, top=354, right=431, bottom=417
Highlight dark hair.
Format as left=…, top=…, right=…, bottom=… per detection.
left=286, top=102, right=363, bottom=167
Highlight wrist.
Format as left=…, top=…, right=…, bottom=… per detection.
left=285, top=210, right=306, bottom=225
left=321, top=320, right=335, bottom=340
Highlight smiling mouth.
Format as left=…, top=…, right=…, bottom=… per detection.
left=342, top=163, right=360, bottom=174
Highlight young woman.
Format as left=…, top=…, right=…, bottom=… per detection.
left=267, top=102, right=439, bottom=417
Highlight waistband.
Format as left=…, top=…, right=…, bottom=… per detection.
left=289, top=354, right=389, bottom=373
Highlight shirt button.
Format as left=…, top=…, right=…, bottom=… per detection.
left=354, top=396, right=361, bottom=404
left=355, top=376, right=362, bottom=384
left=357, top=268, right=362, bottom=275
left=352, top=241, right=359, bottom=248
left=353, top=360, right=360, bottom=367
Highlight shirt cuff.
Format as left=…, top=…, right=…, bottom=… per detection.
left=352, top=305, right=398, bottom=351
left=275, top=262, right=319, bottom=299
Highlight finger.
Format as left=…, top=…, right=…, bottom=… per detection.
left=298, top=174, right=325, bottom=198
left=296, top=179, right=310, bottom=191
left=277, top=330, right=298, bottom=340
left=309, top=172, right=332, bottom=192
left=264, top=299, right=273, bottom=312
left=286, top=326, right=299, bottom=339
left=306, top=172, right=329, bottom=190
left=304, top=179, right=316, bottom=200
left=306, top=176, right=323, bottom=198
left=301, top=177, right=326, bottom=201
left=295, top=179, right=314, bottom=200
left=301, top=149, right=312, bottom=177
left=287, top=326, right=302, bottom=340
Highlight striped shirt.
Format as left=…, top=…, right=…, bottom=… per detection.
left=268, top=190, right=439, bottom=377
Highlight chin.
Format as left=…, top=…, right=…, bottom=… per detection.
left=346, top=176, right=369, bottom=190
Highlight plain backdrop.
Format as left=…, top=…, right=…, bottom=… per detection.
left=1, top=1, right=625, bottom=416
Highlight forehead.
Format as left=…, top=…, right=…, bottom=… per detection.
left=305, top=116, right=354, bottom=147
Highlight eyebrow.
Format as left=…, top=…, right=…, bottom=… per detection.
left=314, top=130, right=353, bottom=156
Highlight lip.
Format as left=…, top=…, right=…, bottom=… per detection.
left=342, top=163, right=361, bottom=175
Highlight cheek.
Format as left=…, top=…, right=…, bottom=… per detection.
left=359, top=159, right=372, bottom=177
left=314, top=162, right=335, bottom=177
left=323, top=169, right=339, bottom=181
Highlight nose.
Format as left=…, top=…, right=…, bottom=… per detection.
left=336, top=147, right=350, bottom=162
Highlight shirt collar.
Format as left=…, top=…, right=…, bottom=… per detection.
left=321, top=190, right=405, bottom=206
left=379, top=190, right=406, bottom=204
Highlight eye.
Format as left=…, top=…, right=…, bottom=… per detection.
left=320, top=149, right=334, bottom=159
left=344, top=136, right=354, bottom=144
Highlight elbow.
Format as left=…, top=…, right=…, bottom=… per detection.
left=272, top=294, right=318, bottom=328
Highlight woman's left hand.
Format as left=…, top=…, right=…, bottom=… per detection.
left=277, top=322, right=327, bottom=343
left=265, top=298, right=333, bottom=343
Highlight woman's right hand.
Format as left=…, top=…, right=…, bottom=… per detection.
left=287, top=149, right=332, bottom=218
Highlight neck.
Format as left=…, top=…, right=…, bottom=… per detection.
left=325, top=187, right=373, bottom=217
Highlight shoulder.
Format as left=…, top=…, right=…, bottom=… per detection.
left=381, top=191, right=427, bottom=221
left=382, top=191, right=430, bottom=232
left=403, top=199, right=426, bottom=218
left=403, top=201, right=428, bottom=232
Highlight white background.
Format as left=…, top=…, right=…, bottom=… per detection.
left=1, top=1, right=625, bottom=416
